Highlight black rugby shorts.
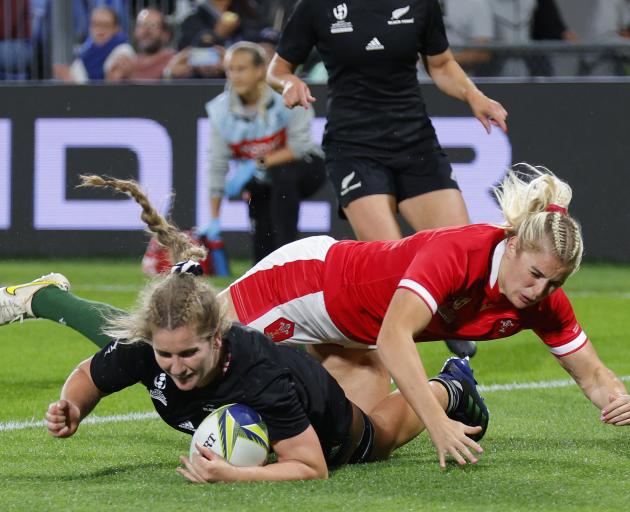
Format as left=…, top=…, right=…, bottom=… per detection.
left=326, top=150, right=460, bottom=218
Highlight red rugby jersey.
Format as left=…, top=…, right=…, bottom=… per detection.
left=322, top=224, right=587, bottom=357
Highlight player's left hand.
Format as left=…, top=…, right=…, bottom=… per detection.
left=466, top=90, right=508, bottom=134
left=601, top=393, right=630, bottom=426
left=177, top=443, right=239, bottom=483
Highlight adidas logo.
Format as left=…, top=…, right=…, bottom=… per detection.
left=365, top=37, right=384, bottom=51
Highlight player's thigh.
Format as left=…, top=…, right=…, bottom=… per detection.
left=395, top=150, right=470, bottom=230
left=307, top=344, right=391, bottom=413
left=343, top=195, right=402, bottom=240
left=399, top=189, right=470, bottom=231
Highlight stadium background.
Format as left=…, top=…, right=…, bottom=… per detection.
left=2, top=3, right=630, bottom=510
left=2, top=1, right=630, bottom=261
left=0, top=81, right=629, bottom=260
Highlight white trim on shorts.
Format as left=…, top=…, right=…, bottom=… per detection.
left=231, top=235, right=374, bottom=349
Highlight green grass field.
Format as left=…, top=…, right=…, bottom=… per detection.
left=1, top=260, right=630, bottom=511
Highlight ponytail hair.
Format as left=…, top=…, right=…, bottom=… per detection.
left=493, top=164, right=583, bottom=273
left=77, top=176, right=228, bottom=344
left=78, top=175, right=207, bottom=263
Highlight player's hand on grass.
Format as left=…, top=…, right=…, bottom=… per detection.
left=177, top=443, right=238, bottom=483
left=601, top=393, right=630, bottom=426
left=427, top=416, right=484, bottom=469
left=282, top=76, right=315, bottom=109
left=45, top=399, right=81, bottom=437
left=465, top=89, right=508, bottom=134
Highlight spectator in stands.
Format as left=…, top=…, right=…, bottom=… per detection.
left=530, top=0, right=578, bottom=76
left=176, top=0, right=263, bottom=50
left=167, top=0, right=265, bottom=79
left=54, top=5, right=135, bottom=83
left=489, top=0, right=575, bottom=76
left=0, top=0, right=31, bottom=80
left=580, top=0, right=630, bottom=75
left=106, top=7, right=176, bottom=81
left=164, top=29, right=227, bottom=78
left=531, top=0, right=577, bottom=42
left=74, top=0, right=131, bottom=43
left=588, top=0, right=630, bottom=41
left=441, top=0, right=495, bottom=76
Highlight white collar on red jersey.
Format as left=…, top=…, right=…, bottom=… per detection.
left=489, top=239, right=507, bottom=289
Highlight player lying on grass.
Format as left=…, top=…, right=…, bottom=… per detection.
left=2, top=165, right=628, bottom=471
left=216, top=164, right=630, bottom=463
left=42, top=275, right=488, bottom=483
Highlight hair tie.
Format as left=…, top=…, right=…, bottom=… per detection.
left=171, top=260, right=204, bottom=276
left=545, top=204, right=567, bottom=215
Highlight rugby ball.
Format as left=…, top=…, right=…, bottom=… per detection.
left=190, top=403, right=269, bottom=466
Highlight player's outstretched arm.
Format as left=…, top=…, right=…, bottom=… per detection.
left=45, top=357, right=105, bottom=437
left=177, top=425, right=328, bottom=482
left=425, top=49, right=508, bottom=134
left=556, top=341, right=630, bottom=425
left=267, top=53, right=315, bottom=109
left=376, top=289, right=483, bottom=469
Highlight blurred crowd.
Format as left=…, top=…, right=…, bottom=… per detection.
left=1, top=0, right=629, bottom=81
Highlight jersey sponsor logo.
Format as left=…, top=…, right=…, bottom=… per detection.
left=388, top=6, right=414, bottom=25
left=202, top=404, right=217, bottom=413
left=340, top=171, right=362, bottom=196
left=264, top=317, right=296, bottom=342
left=438, top=296, right=471, bottom=323
left=153, top=372, right=167, bottom=390
left=365, top=37, right=385, bottom=51
left=149, top=388, right=168, bottom=406
left=452, top=297, right=471, bottom=310
left=229, top=128, right=287, bottom=159
left=331, top=3, right=353, bottom=33
left=178, top=420, right=196, bottom=432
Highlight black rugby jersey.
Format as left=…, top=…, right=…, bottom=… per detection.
left=90, top=323, right=353, bottom=461
left=277, top=0, right=449, bottom=157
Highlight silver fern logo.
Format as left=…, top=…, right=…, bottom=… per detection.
left=388, top=5, right=414, bottom=25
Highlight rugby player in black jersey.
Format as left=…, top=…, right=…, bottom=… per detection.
left=267, top=0, right=508, bottom=413
left=36, top=176, right=488, bottom=482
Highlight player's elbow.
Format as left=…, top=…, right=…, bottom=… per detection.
left=301, top=460, right=328, bottom=480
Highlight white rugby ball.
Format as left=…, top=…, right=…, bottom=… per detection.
left=190, top=403, right=269, bottom=466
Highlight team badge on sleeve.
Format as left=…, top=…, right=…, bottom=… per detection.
left=264, top=317, right=296, bottom=342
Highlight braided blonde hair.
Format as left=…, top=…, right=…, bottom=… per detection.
left=78, top=175, right=229, bottom=344
left=494, top=164, right=583, bottom=273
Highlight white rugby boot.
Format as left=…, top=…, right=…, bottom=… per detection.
left=0, top=273, right=70, bottom=324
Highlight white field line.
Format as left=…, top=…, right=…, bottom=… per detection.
left=479, top=374, right=630, bottom=392
left=2, top=375, right=629, bottom=433
left=0, top=411, right=159, bottom=432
